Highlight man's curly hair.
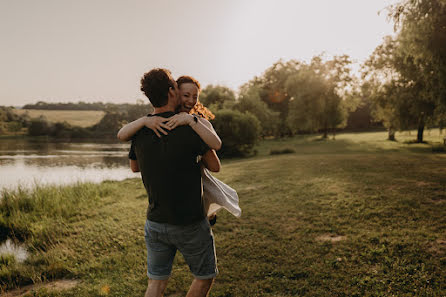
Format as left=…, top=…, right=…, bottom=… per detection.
left=176, top=76, right=215, bottom=120
left=140, top=68, right=176, bottom=107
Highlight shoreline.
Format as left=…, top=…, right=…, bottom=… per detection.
left=0, top=133, right=445, bottom=296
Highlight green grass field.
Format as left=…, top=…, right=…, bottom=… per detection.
left=1, top=131, right=445, bottom=296
left=13, top=109, right=105, bottom=128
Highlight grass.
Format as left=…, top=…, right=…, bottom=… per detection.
left=13, top=110, right=105, bottom=128
left=0, top=131, right=445, bottom=296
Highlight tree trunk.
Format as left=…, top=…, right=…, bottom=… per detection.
left=417, top=117, right=425, bottom=143
left=388, top=127, right=396, bottom=141
left=322, top=122, right=328, bottom=139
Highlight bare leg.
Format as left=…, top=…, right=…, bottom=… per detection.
left=145, top=279, right=168, bottom=297
left=186, top=278, right=214, bottom=297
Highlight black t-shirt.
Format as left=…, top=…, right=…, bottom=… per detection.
left=129, top=112, right=209, bottom=225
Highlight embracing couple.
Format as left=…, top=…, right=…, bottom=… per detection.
left=117, top=68, right=240, bottom=297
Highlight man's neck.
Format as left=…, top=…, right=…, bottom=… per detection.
left=153, top=106, right=175, bottom=114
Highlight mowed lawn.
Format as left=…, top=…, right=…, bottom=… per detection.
left=1, top=131, right=445, bottom=296
left=13, top=109, right=105, bottom=127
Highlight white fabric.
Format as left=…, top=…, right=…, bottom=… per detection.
left=202, top=168, right=241, bottom=218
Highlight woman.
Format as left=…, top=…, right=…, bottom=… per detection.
left=117, top=76, right=241, bottom=222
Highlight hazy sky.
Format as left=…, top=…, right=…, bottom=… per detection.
left=0, top=0, right=398, bottom=106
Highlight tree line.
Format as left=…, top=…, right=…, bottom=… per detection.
left=0, top=103, right=153, bottom=139
left=22, top=101, right=139, bottom=112
left=361, top=0, right=446, bottom=142
left=205, top=0, right=446, bottom=154
left=3, top=0, right=444, bottom=155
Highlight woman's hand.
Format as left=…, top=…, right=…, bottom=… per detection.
left=165, top=112, right=194, bottom=129
left=144, top=116, right=171, bottom=138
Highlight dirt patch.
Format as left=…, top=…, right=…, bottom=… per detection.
left=428, top=239, right=446, bottom=255
left=387, top=184, right=403, bottom=191
left=316, top=234, right=347, bottom=242
left=416, top=181, right=433, bottom=187
left=2, top=279, right=79, bottom=297
left=430, top=198, right=445, bottom=205
left=239, top=184, right=266, bottom=193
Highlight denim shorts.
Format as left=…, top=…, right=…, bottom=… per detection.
left=144, top=218, right=218, bottom=280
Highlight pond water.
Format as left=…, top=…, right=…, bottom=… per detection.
left=0, top=138, right=139, bottom=191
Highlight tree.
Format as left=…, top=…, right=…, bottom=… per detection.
left=390, top=0, right=446, bottom=103
left=363, top=35, right=436, bottom=142
left=346, top=98, right=375, bottom=130
left=123, top=99, right=153, bottom=122
left=7, top=122, right=22, bottom=135
left=199, top=85, right=236, bottom=111
left=235, top=86, right=280, bottom=137
left=28, top=116, right=52, bottom=136
left=91, top=112, right=123, bottom=137
left=386, top=0, right=446, bottom=141
left=211, top=109, right=261, bottom=157
left=245, top=60, right=301, bottom=136
left=285, top=56, right=350, bottom=138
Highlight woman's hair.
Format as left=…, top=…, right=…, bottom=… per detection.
left=190, top=100, right=215, bottom=120
left=176, top=75, right=201, bottom=91
left=176, top=76, right=215, bottom=120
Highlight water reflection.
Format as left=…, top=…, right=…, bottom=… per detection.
left=0, top=138, right=138, bottom=190
left=0, top=239, right=28, bottom=263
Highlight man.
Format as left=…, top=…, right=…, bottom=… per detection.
left=128, top=68, right=219, bottom=297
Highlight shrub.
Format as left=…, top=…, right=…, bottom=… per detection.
left=235, top=88, right=281, bottom=138
left=212, top=109, right=261, bottom=157
left=432, top=143, right=445, bottom=153
left=28, top=116, right=52, bottom=136
left=269, top=148, right=296, bottom=155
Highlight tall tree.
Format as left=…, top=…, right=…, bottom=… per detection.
left=388, top=0, right=446, bottom=141
left=199, top=85, right=236, bottom=111
left=286, top=56, right=351, bottom=138
left=235, top=85, right=281, bottom=137
left=243, top=60, right=301, bottom=136
left=362, top=34, right=436, bottom=142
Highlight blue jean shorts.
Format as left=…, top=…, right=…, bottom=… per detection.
left=144, top=218, right=218, bottom=280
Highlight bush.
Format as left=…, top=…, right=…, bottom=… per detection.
left=212, top=109, right=261, bottom=157
left=91, top=112, right=123, bottom=137
left=28, top=116, right=52, bottom=136
left=269, top=148, right=296, bottom=155
left=432, top=143, right=445, bottom=153
left=235, top=87, right=281, bottom=137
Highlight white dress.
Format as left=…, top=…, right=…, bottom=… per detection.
left=201, top=167, right=242, bottom=218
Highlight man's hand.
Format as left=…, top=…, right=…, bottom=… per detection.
left=145, top=117, right=171, bottom=138
left=165, top=112, right=194, bottom=129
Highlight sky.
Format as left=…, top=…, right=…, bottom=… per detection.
left=0, top=0, right=398, bottom=106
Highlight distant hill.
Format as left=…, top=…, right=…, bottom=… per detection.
left=22, top=101, right=152, bottom=113
left=13, top=109, right=105, bottom=128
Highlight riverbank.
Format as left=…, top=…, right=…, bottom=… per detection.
left=1, top=132, right=445, bottom=296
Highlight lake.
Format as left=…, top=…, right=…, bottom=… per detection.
left=0, top=138, right=139, bottom=191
